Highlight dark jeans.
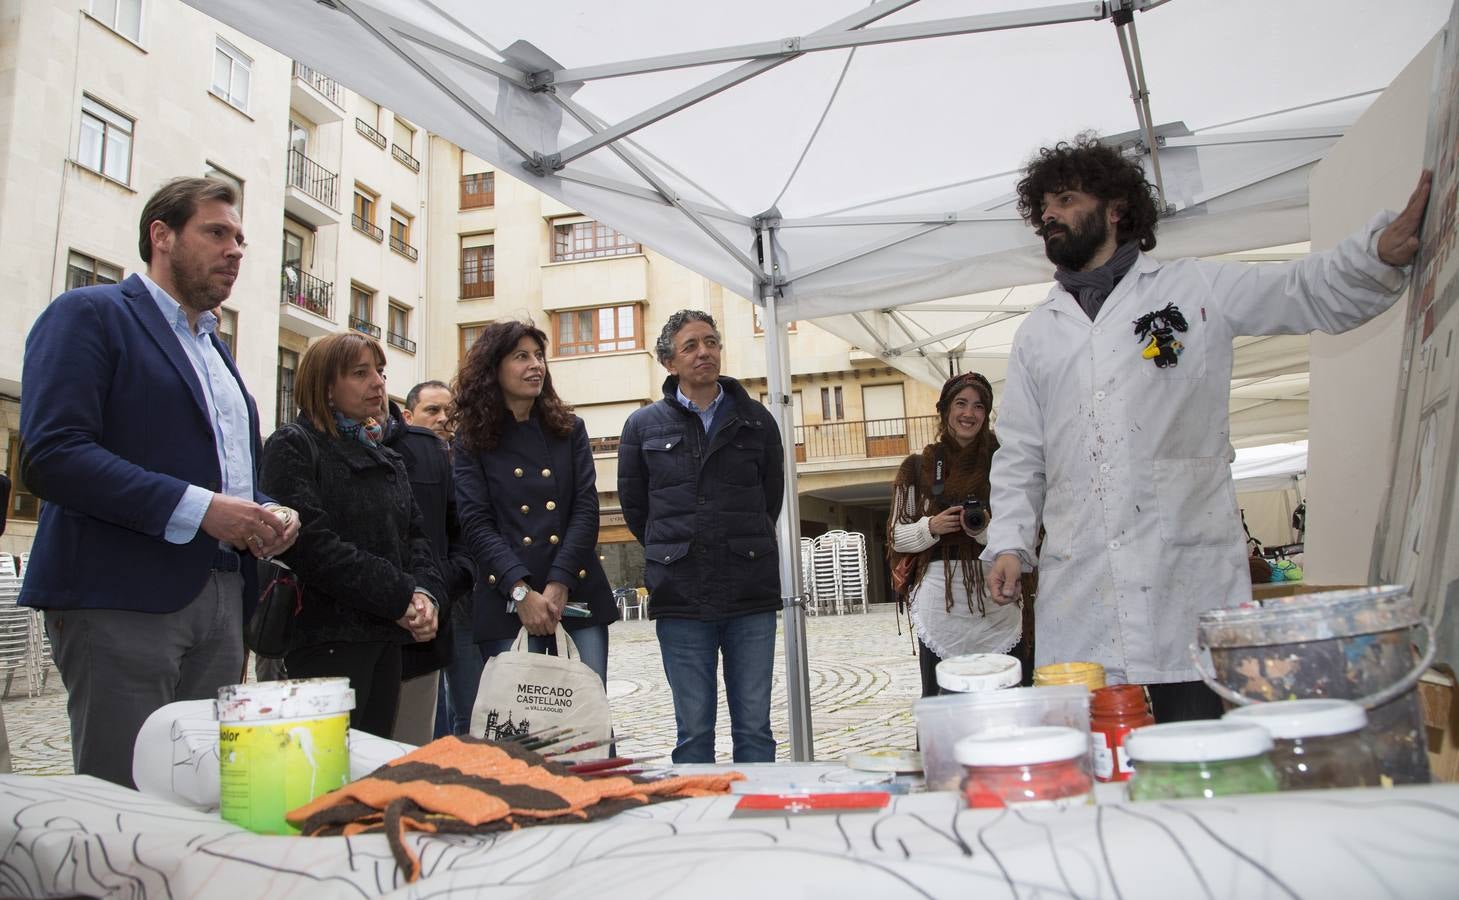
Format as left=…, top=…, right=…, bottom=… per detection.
left=656, top=611, right=777, bottom=763
left=286, top=640, right=402, bottom=738
left=1147, top=680, right=1226, bottom=722
left=436, top=620, right=485, bottom=737
left=917, top=639, right=942, bottom=698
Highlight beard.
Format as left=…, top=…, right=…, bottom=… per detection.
left=1041, top=201, right=1109, bottom=270
left=170, top=251, right=233, bottom=314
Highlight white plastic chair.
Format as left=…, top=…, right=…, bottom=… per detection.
left=0, top=556, right=15, bottom=578
left=0, top=577, right=38, bottom=697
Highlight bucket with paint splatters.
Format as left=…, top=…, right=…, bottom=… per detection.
left=1194, top=585, right=1435, bottom=785
left=216, top=678, right=354, bottom=834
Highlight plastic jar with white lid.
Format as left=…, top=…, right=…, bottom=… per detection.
left=937, top=653, right=1022, bottom=694
left=954, top=725, right=1094, bottom=809
left=1224, top=699, right=1380, bottom=790
left=1125, top=720, right=1279, bottom=801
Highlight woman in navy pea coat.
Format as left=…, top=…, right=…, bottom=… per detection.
left=452, top=321, right=617, bottom=684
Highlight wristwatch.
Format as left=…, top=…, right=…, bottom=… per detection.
left=510, top=584, right=529, bottom=604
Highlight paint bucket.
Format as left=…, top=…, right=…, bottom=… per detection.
left=1194, top=585, right=1435, bottom=785
left=216, top=678, right=355, bottom=834
left=936, top=653, right=1021, bottom=694
left=1033, top=661, right=1107, bottom=692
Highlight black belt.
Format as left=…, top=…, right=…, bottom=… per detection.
left=212, top=548, right=242, bottom=573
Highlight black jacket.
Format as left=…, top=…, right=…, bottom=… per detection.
left=384, top=407, right=475, bottom=679
left=259, top=417, right=446, bottom=651
left=455, top=413, right=617, bottom=641
left=617, top=375, right=784, bottom=621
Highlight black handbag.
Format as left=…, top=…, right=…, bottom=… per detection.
left=244, top=560, right=302, bottom=657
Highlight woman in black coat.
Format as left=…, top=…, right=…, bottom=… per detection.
left=260, top=332, right=444, bottom=736
left=453, top=321, right=617, bottom=684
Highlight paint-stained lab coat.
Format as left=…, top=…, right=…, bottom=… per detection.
left=983, top=212, right=1407, bottom=684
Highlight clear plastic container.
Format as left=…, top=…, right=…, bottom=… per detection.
left=955, top=726, right=1094, bottom=809
left=915, top=685, right=1091, bottom=791
left=1125, top=721, right=1279, bottom=801
left=1224, top=699, right=1380, bottom=790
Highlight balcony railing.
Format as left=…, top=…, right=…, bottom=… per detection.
left=391, top=143, right=420, bottom=172
left=795, top=414, right=940, bottom=462
left=355, top=117, right=386, bottom=149
left=279, top=265, right=333, bottom=318
left=389, top=235, right=419, bottom=261
left=286, top=148, right=338, bottom=209
left=292, top=62, right=342, bottom=106
left=387, top=331, right=417, bottom=353
left=589, top=436, right=620, bottom=454
left=460, top=267, right=494, bottom=299
left=461, top=173, right=494, bottom=209
left=349, top=315, right=381, bottom=339
left=352, top=214, right=383, bottom=242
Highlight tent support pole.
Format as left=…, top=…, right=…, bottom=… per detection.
left=1113, top=9, right=1167, bottom=211
left=759, top=219, right=814, bottom=762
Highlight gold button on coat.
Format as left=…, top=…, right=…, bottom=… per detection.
left=577, top=569, right=587, bottom=578
left=520, top=505, right=530, bottom=514
left=513, top=467, right=524, bottom=477
left=488, top=575, right=497, bottom=585
left=541, top=468, right=552, bottom=477
left=545, top=500, right=557, bottom=511
left=522, top=536, right=533, bottom=546
left=549, top=535, right=560, bottom=545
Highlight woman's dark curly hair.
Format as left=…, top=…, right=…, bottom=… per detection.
left=451, top=320, right=575, bottom=453
left=1015, top=134, right=1160, bottom=252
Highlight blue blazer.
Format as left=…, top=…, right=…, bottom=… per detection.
left=19, top=274, right=268, bottom=613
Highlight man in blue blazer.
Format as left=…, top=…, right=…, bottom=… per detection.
left=19, top=177, right=299, bottom=787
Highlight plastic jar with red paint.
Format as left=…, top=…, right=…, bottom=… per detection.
left=1090, top=684, right=1154, bottom=783
left=954, top=726, right=1094, bottom=810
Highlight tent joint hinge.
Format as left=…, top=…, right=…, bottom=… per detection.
left=943, top=212, right=958, bottom=224
left=526, top=70, right=555, bottom=91
left=781, top=37, right=801, bottom=54
left=1108, top=0, right=1136, bottom=25
left=521, top=153, right=563, bottom=176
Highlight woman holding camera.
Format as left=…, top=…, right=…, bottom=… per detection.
left=888, top=372, right=1021, bottom=697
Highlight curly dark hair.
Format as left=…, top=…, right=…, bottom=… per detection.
left=451, top=321, right=575, bottom=453
left=1015, top=134, right=1160, bottom=252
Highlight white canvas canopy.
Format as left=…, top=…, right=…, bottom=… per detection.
left=187, top=0, right=1449, bottom=757
left=1231, top=440, right=1307, bottom=494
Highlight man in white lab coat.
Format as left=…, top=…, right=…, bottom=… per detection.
left=983, top=136, right=1431, bottom=721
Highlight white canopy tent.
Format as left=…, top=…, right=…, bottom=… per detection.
left=188, top=0, right=1450, bottom=758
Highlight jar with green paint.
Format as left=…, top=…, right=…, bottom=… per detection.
left=1125, top=721, right=1279, bottom=801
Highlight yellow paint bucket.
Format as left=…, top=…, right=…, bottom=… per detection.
left=216, top=677, right=354, bottom=835
left=1033, top=662, right=1107, bottom=692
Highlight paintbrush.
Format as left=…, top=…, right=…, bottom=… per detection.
left=504, top=726, right=572, bottom=748
left=566, top=754, right=666, bottom=774
left=521, top=727, right=593, bottom=752
left=542, top=736, right=635, bottom=758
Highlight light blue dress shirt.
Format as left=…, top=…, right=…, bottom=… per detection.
left=676, top=383, right=724, bottom=434
left=139, top=273, right=254, bottom=544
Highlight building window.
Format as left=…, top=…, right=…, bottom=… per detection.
left=90, top=0, right=142, bottom=43
left=349, top=285, right=380, bottom=338
left=6, top=434, right=40, bottom=521
left=352, top=187, right=382, bottom=241
left=461, top=236, right=494, bottom=298
left=389, top=211, right=417, bottom=261
left=205, top=162, right=244, bottom=217
left=391, top=118, right=419, bottom=171
left=461, top=171, right=494, bottom=209
left=276, top=348, right=298, bottom=429
left=78, top=95, right=133, bottom=184
left=551, top=220, right=639, bottom=262
left=821, top=386, right=844, bottom=421
left=553, top=304, right=643, bottom=356
left=460, top=322, right=489, bottom=363
left=386, top=302, right=415, bottom=353
left=216, top=308, right=238, bottom=357
left=752, top=306, right=797, bottom=334
left=210, top=38, right=252, bottom=112
left=65, top=250, right=122, bottom=291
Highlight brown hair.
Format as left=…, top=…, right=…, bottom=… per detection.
left=138, top=177, right=238, bottom=263
left=452, top=320, right=575, bottom=452
left=294, top=332, right=387, bottom=437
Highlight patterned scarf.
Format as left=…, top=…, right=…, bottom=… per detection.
left=1053, top=239, right=1141, bottom=321
left=333, top=411, right=385, bottom=446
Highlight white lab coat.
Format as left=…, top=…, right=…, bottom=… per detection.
left=983, top=212, right=1407, bottom=684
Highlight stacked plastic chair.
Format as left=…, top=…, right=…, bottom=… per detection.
left=810, top=534, right=842, bottom=614
left=799, top=537, right=827, bottom=616
left=834, top=531, right=869, bottom=614
left=0, top=569, right=37, bottom=697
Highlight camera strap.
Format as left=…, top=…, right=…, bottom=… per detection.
left=931, top=446, right=946, bottom=502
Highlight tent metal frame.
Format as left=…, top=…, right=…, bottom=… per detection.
left=298, top=0, right=1372, bottom=760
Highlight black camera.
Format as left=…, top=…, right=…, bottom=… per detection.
left=961, top=497, right=988, bottom=532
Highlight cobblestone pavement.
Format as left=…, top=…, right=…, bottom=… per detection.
left=3, top=604, right=922, bottom=774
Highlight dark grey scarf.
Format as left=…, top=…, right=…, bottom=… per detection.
left=1054, top=240, right=1142, bottom=321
